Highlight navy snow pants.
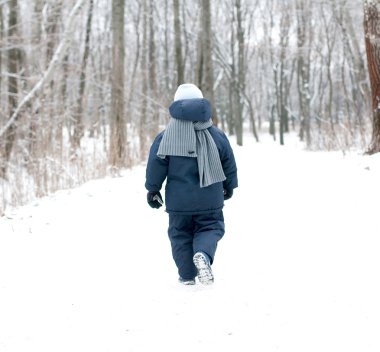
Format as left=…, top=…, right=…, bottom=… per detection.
left=168, top=211, right=225, bottom=280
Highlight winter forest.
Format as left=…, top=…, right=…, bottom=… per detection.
left=2, top=2, right=380, bottom=350
left=0, top=0, right=380, bottom=213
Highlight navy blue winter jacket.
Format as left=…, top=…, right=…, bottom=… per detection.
left=145, top=99, right=238, bottom=215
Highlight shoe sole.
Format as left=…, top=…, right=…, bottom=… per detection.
left=193, top=252, right=214, bottom=285
left=179, top=279, right=196, bottom=285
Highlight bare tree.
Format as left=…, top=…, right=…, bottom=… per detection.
left=197, top=0, right=218, bottom=125
left=296, top=0, right=312, bottom=147
left=72, top=0, right=94, bottom=150
left=140, top=0, right=148, bottom=160
left=173, top=0, right=184, bottom=85
left=126, top=1, right=141, bottom=124
left=163, top=0, right=170, bottom=90
left=148, top=0, right=158, bottom=138
left=321, top=3, right=337, bottom=141
left=45, top=1, right=62, bottom=66
left=109, top=0, right=127, bottom=168
left=236, top=0, right=245, bottom=145
left=1, top=0, right=20, bottom=178
left=0, top=0, right=87, bottom=140
left=0, top=3, right=3, bottom=97
left=364, top=0, right=380, bottom=154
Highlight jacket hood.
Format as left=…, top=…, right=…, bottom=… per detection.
left=169, top=98, right=211, bottom=122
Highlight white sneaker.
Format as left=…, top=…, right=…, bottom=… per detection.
left=193, top=252, right=214, bottom=285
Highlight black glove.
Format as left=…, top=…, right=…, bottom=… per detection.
left=224, top=188, right=233, bottom=200
left=147, top=191, right=163, bottom=209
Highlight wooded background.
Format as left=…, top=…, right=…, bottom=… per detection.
left=0, top=0, right=376, bottom=212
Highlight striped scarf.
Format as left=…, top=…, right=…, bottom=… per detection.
left=157, top=118, right=226, bottom=188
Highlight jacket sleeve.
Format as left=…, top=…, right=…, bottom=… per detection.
left=220, top=133, right=238, bottom=191
left=145, top=132, right=169, bottom=192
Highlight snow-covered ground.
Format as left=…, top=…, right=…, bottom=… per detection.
left=1, top=135, right=379, bottom=352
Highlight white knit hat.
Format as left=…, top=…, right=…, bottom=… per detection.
left=174, top=83, right=203, bottom=101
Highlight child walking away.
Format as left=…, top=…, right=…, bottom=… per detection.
left=145, top=83, right=238, bottom=285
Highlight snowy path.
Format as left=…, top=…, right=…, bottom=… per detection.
left=1, top=137, right=380, bottom=352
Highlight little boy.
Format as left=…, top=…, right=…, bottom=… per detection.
left=145, top=83, right=238, bottom=285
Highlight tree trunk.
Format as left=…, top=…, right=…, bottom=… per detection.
left=109, top=0, right=127, bottom=168
left=336, top=5, right=368, bottom=126
left=72, top=0, right=94, bottom=150
left=234, top=0, right=244, bottom=146
left=198, top=0, right=218, bottom=126
left=164, top=0, right=170, bottom=90
left=267, top=0, right=277, bottom=141
left=173, top=0, right=184, bottom=85
left=364, top=1, right=380, bottom=154
left=228, top=80, right=235, bottom=136
left=0, top=4, right=3, bottom=98
left=321, top=4, right=337, bottom=141
left=126, top=2, right=141, bottom=124
left=245, top=94, right=259, bottom=142
left=1, top=0, right=19, bottom=178
left=149, top=0, right=158, bottom=138
left=228, top=15, right=237, bottom=136
left=26, top=0, right=44, bottom=164
left=46, top=1, right=62, bottom=65
left=277, top=3, right=291, bottom=146
left=296, top=0, right=311, bottom=147
left=140, top=0, right=148, bottom=160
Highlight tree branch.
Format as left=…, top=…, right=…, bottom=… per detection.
left=0, top=0, right=87, bottom=138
